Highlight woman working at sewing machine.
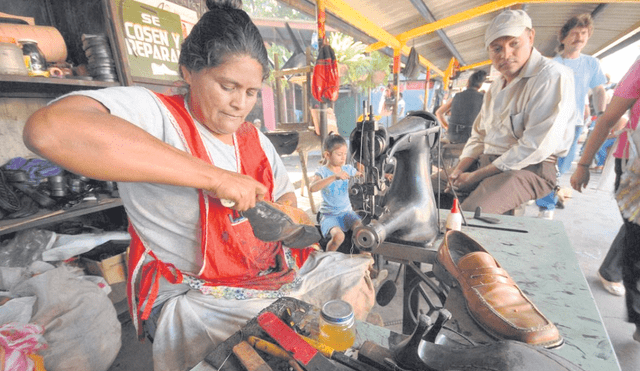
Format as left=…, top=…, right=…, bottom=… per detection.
left=310, top=135, right=363, bottom=252
left=22, top=1, right=374, bottom=369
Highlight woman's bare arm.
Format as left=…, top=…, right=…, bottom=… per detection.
left=24, top=95, right=266, bottom=210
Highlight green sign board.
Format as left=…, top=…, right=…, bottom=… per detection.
left=117, top=0, right=183, bottom=81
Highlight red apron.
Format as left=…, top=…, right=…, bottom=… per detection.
left=126, top=93, right=311, bottom=338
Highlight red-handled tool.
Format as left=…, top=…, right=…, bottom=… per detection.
left=257, top=312, right=336, bottom=371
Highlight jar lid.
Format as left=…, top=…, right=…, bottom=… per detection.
left=321, top=300, right=354, bottom=324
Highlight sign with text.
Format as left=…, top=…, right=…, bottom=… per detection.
left=134, top=0, right=198, bottom=37
left=117, top=0, right=183, bottom=81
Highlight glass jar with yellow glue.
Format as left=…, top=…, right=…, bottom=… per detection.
left=318, top=299, right=356, bottom=352
left=18, top=39, right=50, bottom=77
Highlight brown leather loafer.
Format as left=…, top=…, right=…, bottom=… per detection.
left=434, top=230, right=563, bottom=348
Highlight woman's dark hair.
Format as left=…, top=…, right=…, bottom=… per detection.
left=558, top=14, right=593, bottom=53
left=323, top=134, right=347, bottom=153
left=468, top=70, right=487, bottom=89
left=179, top=0, right=270, bottom=80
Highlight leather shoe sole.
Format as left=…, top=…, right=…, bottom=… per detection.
left=433, top=230, right=563, bottom=348
left=243, top=201, right=320, bottom=248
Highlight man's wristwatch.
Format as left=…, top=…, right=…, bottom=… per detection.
left=577, top=163, right=590, bottom=168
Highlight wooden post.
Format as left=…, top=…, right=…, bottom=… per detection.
left=298, top=149, right=316, bottom=214
left=423, top=67, right=431, bottom=111
left=295, top=131, right=320, bottom=214
left=289, top=82, right=295, bottom=123
left=316, top=0, right=328, bottom=144
left=304, top=46, right=312, bottom=124
left=274, top=54, right=285, bottom=125
left=316, top=0, right=326, bottom=45
left=392, top=48, right=401, bottom=125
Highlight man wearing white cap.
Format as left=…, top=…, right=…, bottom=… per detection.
left=437, top=9, right=579, bottom=215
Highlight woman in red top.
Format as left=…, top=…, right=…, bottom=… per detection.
left=23, top=1, right=374, bottom=369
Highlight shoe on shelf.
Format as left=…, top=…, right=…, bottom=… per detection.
left=597, top=271, right=625, bottom=296
left=537, top=209, right=554, bottom=220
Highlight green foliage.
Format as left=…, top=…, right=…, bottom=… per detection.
left=243, top=0, right=311, bottom=20
left=245, top=0, right=391, bottom=92
left=327, top=32, right=391, bottom=91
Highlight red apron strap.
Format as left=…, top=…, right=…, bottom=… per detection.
left=127, top=223, right=183, bottom=340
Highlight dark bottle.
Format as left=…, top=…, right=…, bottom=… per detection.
left=19, top=39, right=48, bottom=77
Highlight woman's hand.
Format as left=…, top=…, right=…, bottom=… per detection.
left=570, top=167, right=590, bottom=192
left=210, top=170, right=268, bottom=211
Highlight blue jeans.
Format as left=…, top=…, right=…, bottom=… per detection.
left=537, top=125, right=583, bottom=211
left=595, top=138, right=615, bottom=167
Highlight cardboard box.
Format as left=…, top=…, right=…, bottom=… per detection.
left=80, top=240, right=129, bottom=285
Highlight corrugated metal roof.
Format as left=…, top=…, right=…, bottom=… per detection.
left=282, top=0, right=640, bottom=77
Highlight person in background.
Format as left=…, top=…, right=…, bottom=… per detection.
left=432, top=9, right=578, bottom=215
left=252, top=118, right=267, bottom=132
left=536, top=13, right=607, bottom=220
left=398, top=92, right=406, bottom=117
left=310, top=135, right=363, bottom=252
left=378, top=83, right=394, bottom=117
left=22, top=1, right=375, bottom=369
left=436, top=69, right=487, bottom=144
left=571, top=56, right=640, bottom=318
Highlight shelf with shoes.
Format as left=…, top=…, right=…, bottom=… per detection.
left=0, top=196, right=123, bottom=236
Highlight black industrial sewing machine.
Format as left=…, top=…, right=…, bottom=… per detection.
left=349, top=109, right=441, bottom=252
left=348, top=108, right=447, bottom=334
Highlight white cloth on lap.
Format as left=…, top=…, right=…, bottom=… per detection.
left=151, top=251, right=374, bottom=371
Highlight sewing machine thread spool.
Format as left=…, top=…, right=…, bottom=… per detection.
left=319, top=299, right=356, bottom=352
left=446, top=199, right=462, bottom=231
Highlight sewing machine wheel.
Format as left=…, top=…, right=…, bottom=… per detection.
left=403, top=271, right=449, bottom=331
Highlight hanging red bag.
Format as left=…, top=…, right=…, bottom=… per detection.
left=312, top=44, right=339, bottom=102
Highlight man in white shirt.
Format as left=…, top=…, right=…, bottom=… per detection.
left=434, top=10, right=578, bottom=215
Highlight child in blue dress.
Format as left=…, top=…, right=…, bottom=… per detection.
left=310, top=135, right=362, bottom=252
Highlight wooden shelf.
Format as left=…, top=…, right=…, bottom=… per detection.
left=0, top=197, right=123, bottom=236
left=0, top=74, right=120, bottom=98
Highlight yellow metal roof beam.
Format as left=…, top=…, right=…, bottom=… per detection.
left=324, top=0, right=401, bottom=49
left=397, top=0, right=517, bottom=44
left=365, top=41, right=387, bottom=53
left=367, top=0, right=638, bottom=53
left=324, top=0, right=444, bottom=76
left=460, top=60, right=492, bottom=71
left=397, top=0, right=638, bottom=45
